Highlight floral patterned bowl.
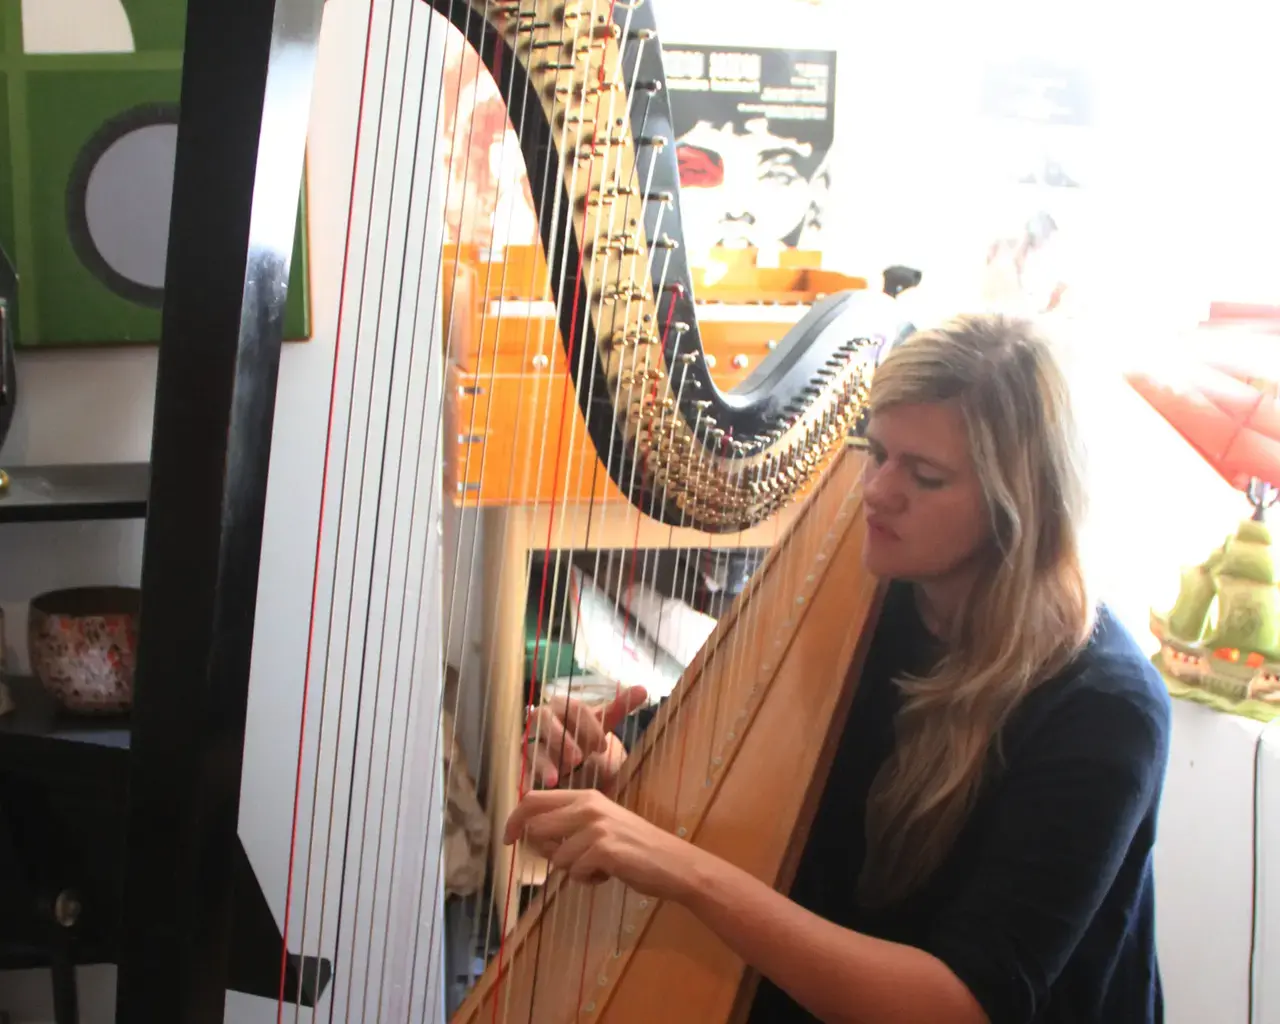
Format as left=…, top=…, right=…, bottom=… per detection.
left=28, top=586, right=140, bottom=714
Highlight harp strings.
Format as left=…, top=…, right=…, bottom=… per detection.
left=424, top=0, right=633, bottom=1007
left=279, top=0, right=427, bottom=1016
left=588, top=409, right=876, bottom=994
left=474, top=0, right=608, bottom=1005
left=449, top=0, right=576, bottom=993
left=578, top=453, right=873, bottom=828
left=425, top=0, right=655, bottom=1014
left=519, top=8, right=694, bottom=992
left=397, top=2, right=517, bottom=1017
left=534, top=9, right=768, bottom=1007
left=276, top=0, right=879, bottom=1019
left=275, top=0, right=505, bottom=1018
left=411, top=0, right=593, bottom=1015
left=479, top=0, right=880, bottom=981
left=277, top=0, right=383, bottom=1007
left=490, top=448, right=877, bottom=1021
left=339, top=1, right=489, bottom=1015
left=478, top=0, right=832, bottom=1007
left=496, top=0, right=649, bottom=1007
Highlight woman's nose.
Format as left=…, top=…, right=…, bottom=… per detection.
left=863, top=463, right=903, bottom=512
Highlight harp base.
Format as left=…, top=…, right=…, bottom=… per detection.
left=0, top=675, right=333, bottom=1009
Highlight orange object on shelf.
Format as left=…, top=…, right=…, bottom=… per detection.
left=442, top=244, right=870, bottom=507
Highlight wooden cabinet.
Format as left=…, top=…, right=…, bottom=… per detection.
left=442, top=244, right=870, bottom=506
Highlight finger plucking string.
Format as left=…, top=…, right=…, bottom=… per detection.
left=532, top=705, right=584, bottom=769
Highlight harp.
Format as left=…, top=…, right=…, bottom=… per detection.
left=112, top=0, right=918, bottom=1021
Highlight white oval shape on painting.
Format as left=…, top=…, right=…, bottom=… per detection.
left=83, top=122, right=177, bottom=291
left=22, top=0, right=135, bottom=54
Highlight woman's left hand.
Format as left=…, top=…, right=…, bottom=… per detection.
left=503, top=789, right=701, bottom=902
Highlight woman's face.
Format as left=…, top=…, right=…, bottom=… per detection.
left=860, top=401, right=992, bottom=582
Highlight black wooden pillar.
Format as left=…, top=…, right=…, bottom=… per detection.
left=116, top=0, right=325, bottom=1019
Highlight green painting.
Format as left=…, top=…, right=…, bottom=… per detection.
left=0, top=0, right=311, bottom=347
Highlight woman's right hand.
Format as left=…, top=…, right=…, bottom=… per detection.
left=524, top=684, right=648, bottom=792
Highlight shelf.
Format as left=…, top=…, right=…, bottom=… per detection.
left=0, top=676, right=129, bottom=780
left=0, top=677, right=333, bottom=1006
left=0, top=462, right=149, bottom=523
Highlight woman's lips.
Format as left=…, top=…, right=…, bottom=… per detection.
left=867, top=517, right=900, bottom=541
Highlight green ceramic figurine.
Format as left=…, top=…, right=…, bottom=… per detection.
left=1151, top=481, right=1280, bottom=722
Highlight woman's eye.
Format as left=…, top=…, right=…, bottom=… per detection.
left=914, top=474, right=945, bottom=490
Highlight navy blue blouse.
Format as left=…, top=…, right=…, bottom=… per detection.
left=627, top=580, right=1172, bottom=1023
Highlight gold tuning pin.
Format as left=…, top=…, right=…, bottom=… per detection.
left=590, top=232, right=636, bottom=255
left=576, top=137, right=628, bottom=159
left=602, top=284, right=646, bottom=301
left=619, top=368, right=667, bottom=387
left=555, top=80, right=623, bottom=98
left=577, top=26, right=619, bottom=53
left=610, top=329, right=659, bottom=348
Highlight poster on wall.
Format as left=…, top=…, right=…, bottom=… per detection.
left=434, top=19, right=837, bottom=266
left=663, top=44, right=836, bottom=258
left=976, top=57, right=1094, bottom=317
left=0, top=0, right=311, bottom=347
left=438, top=29, right=538, bottom=253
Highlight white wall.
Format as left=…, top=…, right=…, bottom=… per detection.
left=1160, top=705, right=1280, bottom=1024
left=1258, top=725, right=1280, bottom=1022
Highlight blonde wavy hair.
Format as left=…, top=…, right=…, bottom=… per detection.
left=858, top=313, right=1094, bottom=906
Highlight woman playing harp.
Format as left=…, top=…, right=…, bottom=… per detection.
left=517, top=314, right=1172, bottom=1024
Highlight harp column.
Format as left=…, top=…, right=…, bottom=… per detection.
left=117, top=0, right=323, bottom=1019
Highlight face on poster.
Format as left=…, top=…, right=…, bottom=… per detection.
left=434, top=23, right=837, bottom=258
left=664, top=45, right=836, bottom=255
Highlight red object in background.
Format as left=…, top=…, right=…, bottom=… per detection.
left=1204, top=301, right=1280, bottom=333
left=676, top=144, right=725, bottom=188
left=1126, top=322, right=1280, bottom=491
